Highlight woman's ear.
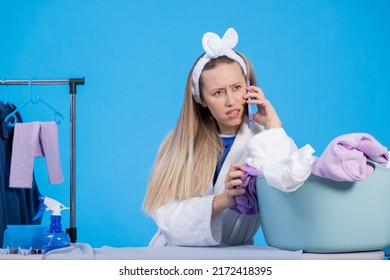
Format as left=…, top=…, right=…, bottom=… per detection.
left=200, top=97, right=207, bottom=108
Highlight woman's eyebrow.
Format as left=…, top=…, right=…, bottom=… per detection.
left=229, top=82, right=242, bottom=87
left=210, top=86, right=226, bottom=92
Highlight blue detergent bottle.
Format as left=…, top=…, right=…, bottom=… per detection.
left=33, top=195, right=71, bottom=253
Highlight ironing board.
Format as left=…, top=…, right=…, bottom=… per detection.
left=0, top=244, right=385, bottom=260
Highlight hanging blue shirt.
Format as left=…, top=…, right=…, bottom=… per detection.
left=213, top=134, right=236, bottom=185
left=0, top=101, right=42, bottom=244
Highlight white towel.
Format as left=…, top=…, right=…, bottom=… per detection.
left=245, top=128, right=316, bottom=192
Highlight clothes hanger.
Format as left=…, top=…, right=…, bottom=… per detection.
left=4, top=79, right=64, bottom=126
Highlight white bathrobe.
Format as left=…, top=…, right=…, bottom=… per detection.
left=149, top=121, right=314, bottom=247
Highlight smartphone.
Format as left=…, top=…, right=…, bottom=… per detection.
left=247, top=80, right=253, bottom=129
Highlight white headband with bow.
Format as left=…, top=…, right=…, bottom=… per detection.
left=191, top=28, right=247, bottom=104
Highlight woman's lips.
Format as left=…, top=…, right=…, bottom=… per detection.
left=226, top=109, right=240, bottom=119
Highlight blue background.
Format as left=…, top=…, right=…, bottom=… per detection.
left=1, top=0, right=389, bottom=248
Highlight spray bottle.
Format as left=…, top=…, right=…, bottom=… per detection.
left=33, top=195, right=71, bottom=253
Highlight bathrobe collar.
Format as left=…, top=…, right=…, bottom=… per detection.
left=212, top=120, right=263, bottom=194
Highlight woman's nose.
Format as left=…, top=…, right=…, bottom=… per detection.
left=225, top=91, right=236, bottom=106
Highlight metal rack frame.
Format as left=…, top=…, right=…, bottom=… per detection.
left=0, top=77, right=85, bottom=243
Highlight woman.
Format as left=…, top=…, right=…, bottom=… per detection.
left=143, top=28, right=313, bottom=247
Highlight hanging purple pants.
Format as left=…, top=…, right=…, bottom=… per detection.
left=9, top=121, right=64, bottom=188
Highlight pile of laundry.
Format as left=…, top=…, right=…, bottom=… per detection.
left=230, top=132, right=390, bottom=215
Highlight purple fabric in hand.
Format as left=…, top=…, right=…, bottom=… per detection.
left=312, top=133, right=389, bottom=181
left=229, top=164, right=262, bottom=215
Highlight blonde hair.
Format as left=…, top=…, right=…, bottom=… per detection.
left=142, top=52, right=256, bottom=214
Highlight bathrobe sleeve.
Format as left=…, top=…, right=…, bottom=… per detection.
left=152, top=194, right=223, bottom=246
left=245, top=128, right=316, bottom=192
left=149, top=122, right=261, bottom=247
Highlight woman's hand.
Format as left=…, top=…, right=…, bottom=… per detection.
left=212, top=163, right=245, bottom=217
left=245, top=86, right=282, bottom=129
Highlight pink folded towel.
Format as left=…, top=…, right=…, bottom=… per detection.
left=312, top=133, right=389, bottom=181
left=9, top=121, right=64, bottom=188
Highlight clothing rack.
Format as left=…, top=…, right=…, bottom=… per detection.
left=0, top=77, right=85, bottom=243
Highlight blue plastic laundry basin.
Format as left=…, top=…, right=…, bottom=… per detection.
left=256, top=162, right=390, bottom=253
left=3, top=225, right=48, bottom=249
